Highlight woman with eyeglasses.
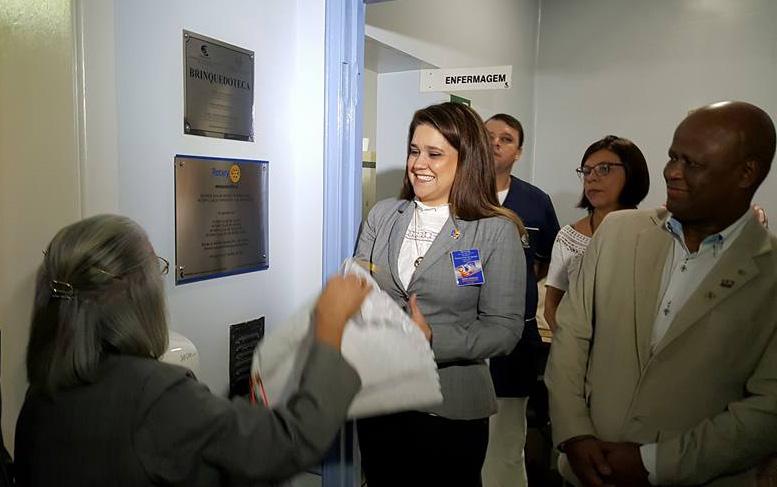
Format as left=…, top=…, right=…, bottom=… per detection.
left=15, top=214, right=370, bottom=487
left=544, top=135, right=650, bottom=331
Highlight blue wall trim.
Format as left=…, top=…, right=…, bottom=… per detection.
left=322, top=0, right=364, bottom=486
left=323, top=0, right=364, bottom=281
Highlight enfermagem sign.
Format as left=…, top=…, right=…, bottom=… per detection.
left=420, top=65, right=512, bottom=92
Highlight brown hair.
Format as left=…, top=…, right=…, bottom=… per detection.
left=486, top=113, right=524, bottom=148
left=576, top=135, right=650, bottom=211
left=400, top=102, right=525, bottom=234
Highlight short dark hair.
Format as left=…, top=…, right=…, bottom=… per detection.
left=486, top=113, right=524, bottom=148
left=577, top=135, right=650, bottom=211
left=27, top=214, right=168, bottom=393
left=399, top=102, right=525, bottom=233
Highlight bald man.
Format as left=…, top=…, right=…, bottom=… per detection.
left=546, top=101, right=777, bottom=487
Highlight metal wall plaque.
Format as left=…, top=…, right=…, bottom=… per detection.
left=175, top=155, right=268, bottom=284
left=184, top=30, right=254, bottom=141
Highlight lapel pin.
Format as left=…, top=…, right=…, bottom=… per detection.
left=450, top=228, right=461, bottom=240
left=720, top=279, right=735, bottom=288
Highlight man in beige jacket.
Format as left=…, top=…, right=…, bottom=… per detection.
left=546, top=101, right=777, bottom=486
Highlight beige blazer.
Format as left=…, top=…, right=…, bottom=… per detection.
left=546, top=208, right=777, bottom=486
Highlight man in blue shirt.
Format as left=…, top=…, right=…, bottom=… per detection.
left=483, top=113, right=560, bottom=487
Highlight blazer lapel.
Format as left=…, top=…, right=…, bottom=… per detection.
left=408, top=217, right=468, bottom=289
left=387, top=201, right=414, bottom=292
left=633, top=212, right=672, bottom=370
left=652, top=215, right=769, bottom=357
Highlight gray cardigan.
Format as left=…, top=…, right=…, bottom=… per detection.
left=355, top=198, right=525, bottom=419
left=15, top=342, right=360, bottom=487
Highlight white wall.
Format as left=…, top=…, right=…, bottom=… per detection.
left=374, top=71, right=447, bottom=201
left=533, top=0, right=777, bottom=226
left=367, top=0, right=540, bottom=187
left=0, top=0, right=328, bottom=457
left=78, top=0, right=120, bottom=215
left=0, top=0, right=82, bottom=451
left=103, top=0, right=326, bottom=395
left=363, top=68, right=378, bottom=153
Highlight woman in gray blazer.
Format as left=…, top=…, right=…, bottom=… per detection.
left=15, top=214, right=369, bottom=487
left=355, top=102, right=527, bottom=487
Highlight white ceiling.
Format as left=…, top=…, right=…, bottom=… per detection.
left=364, top=36, right=437, bottom=74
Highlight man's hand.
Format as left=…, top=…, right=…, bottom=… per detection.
left=600, top=441, right=651, bottom=487
left=565, top=437, right=613, bottom=487
left=753, top=204, right=769, bottom=229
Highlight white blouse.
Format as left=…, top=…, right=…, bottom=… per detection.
left=397, top=200, right=450, bottom=289
left=545, top=224, right=591, bottom=292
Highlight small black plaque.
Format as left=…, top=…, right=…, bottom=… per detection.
left=229, top=317, right=265, bottom=398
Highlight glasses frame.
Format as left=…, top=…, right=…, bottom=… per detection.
left=576, top=162, right=625, bottom=179
left=43, top=250, right=170, bottom=277
left=157, top=255, right=170, bottom=276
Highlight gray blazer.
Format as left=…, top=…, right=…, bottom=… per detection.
left=15, top=343, right=360, bottom=487
left=355, top=198, right=526, bottom=419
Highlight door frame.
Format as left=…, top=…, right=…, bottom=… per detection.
left=321, top=0, right=365, bottom=485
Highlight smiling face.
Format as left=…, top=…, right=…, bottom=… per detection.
left=485, top=119, right=522, bottom=176
left=581, top=149, right=627, bottom=211
left=664, top=117, right=744, bottom=224
left=407, top=124, right=459, bottom=206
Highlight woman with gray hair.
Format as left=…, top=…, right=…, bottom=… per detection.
left=15, top=214, right=369, bottom=487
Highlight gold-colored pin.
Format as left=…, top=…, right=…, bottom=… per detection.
left=354, top=260, right=381, bottom=274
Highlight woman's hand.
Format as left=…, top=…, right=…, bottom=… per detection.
left=544, top=286, right=566, bottom=332
left=753, top=204, right=768, bottom=229
left=408, top=294, right=432, bottom=342
left=314, top=275, right=371, bottom=349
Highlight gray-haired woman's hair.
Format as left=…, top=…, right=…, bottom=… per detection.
left=27, top=214, right=168, bottom=393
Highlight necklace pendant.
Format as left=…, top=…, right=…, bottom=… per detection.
left=413, top=256, right=424, bottom=268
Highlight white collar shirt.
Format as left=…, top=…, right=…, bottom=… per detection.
left=651, top=210, right=751, bottom=350
left=397, top=200, right=450, bottom=290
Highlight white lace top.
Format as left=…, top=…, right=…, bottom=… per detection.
left=545, top=224, right=592, bottom=292
left=397, top=200, right=450, bottom=289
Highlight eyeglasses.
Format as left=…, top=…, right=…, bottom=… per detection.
left=43, top=249, right=170, bottom=277
left=97, top=255, right=170, bottom=277
left=157, top=255, right=170, bottom=276
left=576, top=162, right=624, bottom=179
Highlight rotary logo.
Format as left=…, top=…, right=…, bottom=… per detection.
left=229, top=164, right=241, bottom=183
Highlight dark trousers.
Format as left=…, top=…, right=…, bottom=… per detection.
left=358, top=411, right=489, bottom=487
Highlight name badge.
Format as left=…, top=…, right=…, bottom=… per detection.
left=451, top=249, right=485, bottom=286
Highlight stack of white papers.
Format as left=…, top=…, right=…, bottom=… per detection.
left=251, top=259, right=442, bottom=418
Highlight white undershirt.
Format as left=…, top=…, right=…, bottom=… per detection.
left=397, top=200, right=450, bottom=289
left=497, top=188, right=509, bottom=205
left=639, top=209, right=750, bottom=485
